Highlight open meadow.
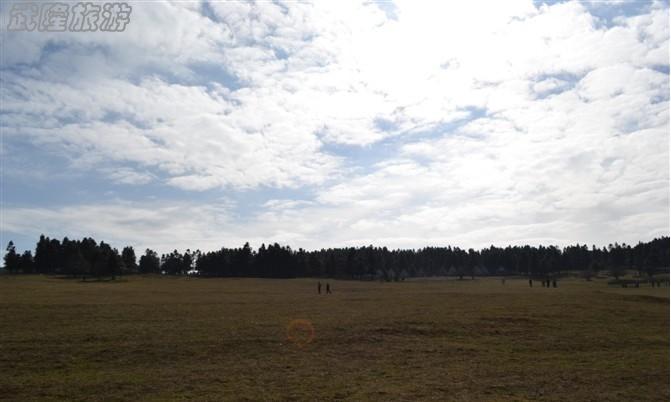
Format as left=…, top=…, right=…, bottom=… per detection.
left=0, top=275, right=668, bottom=401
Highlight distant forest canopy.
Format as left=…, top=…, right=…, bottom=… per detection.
left=2, top=235, right=669, bottom=280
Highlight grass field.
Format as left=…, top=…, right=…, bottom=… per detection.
left=0, top=275, right=668, bottom=401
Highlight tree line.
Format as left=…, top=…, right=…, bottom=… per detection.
left=3, top=235, right=669, bottom=280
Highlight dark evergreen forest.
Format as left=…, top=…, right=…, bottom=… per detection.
left=3, top=236, right=669, bottom=280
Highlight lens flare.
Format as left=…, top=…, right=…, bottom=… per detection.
left=286, top=319, right=315, bottom=347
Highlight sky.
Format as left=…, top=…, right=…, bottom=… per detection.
left=0, top=0, right=669, bottom=254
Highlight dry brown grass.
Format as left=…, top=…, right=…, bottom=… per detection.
left=0, top=275, right=668, bottom=401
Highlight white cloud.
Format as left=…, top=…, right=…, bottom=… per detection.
left=1, top=1, right=668, bottom=250
left=1, top=200, right=236, bottom=253
left=105, top=168, right=154, bottom=185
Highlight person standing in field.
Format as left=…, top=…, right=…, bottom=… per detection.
left=317, top=281, right=322, bottom=294
left=326, top=283, right=332, bottom=294
left=529, top=279, right=532, bottom=287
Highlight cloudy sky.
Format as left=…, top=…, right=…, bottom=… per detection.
left=1, top=0, right=669, bottom=254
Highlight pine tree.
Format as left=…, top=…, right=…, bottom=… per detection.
left=4, top=241, right=20, bottom=273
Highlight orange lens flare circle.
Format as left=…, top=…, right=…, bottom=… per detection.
left=286, top=319, right=315, bottom=347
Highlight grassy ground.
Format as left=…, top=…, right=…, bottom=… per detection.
left=0, top=275, right=668, bottom=401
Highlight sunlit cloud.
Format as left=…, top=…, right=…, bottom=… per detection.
left=1, top=0, right=668, bottom=252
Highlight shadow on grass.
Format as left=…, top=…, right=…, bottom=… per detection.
left=51, top=275, right=129, bottom=283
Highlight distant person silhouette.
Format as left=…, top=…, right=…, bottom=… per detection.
left=326, top=283, right=332, bottom=294
left=317, top=281, right=322, bottom=294
left=552, top=279, right=557, bottom=288
left=529, top=279, right=533, bottom=287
